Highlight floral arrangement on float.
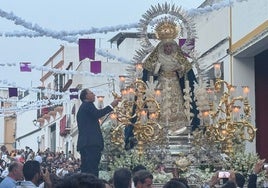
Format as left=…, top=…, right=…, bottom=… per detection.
left=224, top=152, right=260, bottom=178
left=223, top=151, right=267, bottom=187
left=100, top=121, right=173, bottom=183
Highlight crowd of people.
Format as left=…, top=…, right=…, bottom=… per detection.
left=0, top=144, right=268, bottom=188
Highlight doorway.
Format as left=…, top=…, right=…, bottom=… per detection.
left=255, top=49, right=268, bottom=159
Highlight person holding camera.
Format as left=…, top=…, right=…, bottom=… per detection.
left=203, top=170, right=245, bottom=188
left=229, top=171, right=245, bottom=188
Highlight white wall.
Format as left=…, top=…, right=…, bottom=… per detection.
left=194, top=7, right=230, bottom=60
left=230, top=0, right=268, bottom=153
left=64, top=45, right=79, bottom=65
left=232, top=0, right=268, bottom=43
left=16, top=92, right=37, bottom=136
left=0, top=116, right=4, bottom=145
left=233, top=57, right=256, bottom=153
left=15, top=92, right=41, bottom=151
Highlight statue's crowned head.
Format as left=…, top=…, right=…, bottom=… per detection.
left=155, top=18, right=179, bottom=41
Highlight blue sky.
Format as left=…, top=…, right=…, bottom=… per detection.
left=0, top=0, right=204, bottom=88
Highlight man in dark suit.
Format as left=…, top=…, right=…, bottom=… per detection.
left=76, top=88, right=120, bottom=177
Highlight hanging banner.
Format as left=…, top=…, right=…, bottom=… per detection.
left=8, top=87, right=18, bottom=97
left=79, top=38, right=95, bottom=61
left=20, top=62, right=32, bottom=72
left=90, top=60, right=101, bottom=74
left=179, top=38, right=195, bottom=57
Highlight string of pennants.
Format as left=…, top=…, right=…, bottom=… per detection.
left=5, top=39, right=101, bottom=73
left=2, top=38, right=103, bottom=99
left=2, top=38, right=194, bottom=102
left=0, top=38, right=121, bottom=116
left=5, top=87, right=80, bottom=99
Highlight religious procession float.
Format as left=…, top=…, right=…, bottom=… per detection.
left=98, top=2, right=261, bottom=187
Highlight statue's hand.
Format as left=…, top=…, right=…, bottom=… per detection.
left=175, top=63, right=184, bottom=71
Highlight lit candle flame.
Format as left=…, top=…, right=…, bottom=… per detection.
left=110, top=113, right=117, bottom=119
left=149, top=113, right=157, bottom=120
left=242, top=86, right=250, bottom=94
left=213, top=62, right=222, bottom=78
left=136, top=63, right=143, bottom=71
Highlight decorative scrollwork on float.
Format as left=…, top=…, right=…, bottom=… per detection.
left=109, top=78, right=163, bottom=156
left=197, top=62, right=256, bottom=155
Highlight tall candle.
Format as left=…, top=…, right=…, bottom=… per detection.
left=135, top=63, right=143, bottom=78
left=149, top=113, right=157, bottom=121
left=119, top=75, right=126, bottom=90
left=141, top=110, right=147, bottom=124
left=110, top=113, right=118, bottom=126
left=242, top=86, right=250, bottom=95
left=232, top=106, right=240, bottom=122
left=230, top=86, right=237, bottom=98
left=154, top=89, right=162, bottom=103
left=214, top=63, right=221, bottom=78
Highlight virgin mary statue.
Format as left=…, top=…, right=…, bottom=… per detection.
left=142, top=20, right=199, bottom=135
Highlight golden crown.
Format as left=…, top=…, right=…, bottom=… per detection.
left=155, top=20, right=179, bottom=40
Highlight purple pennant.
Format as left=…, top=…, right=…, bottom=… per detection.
left=179, top=38, right=195, bottom=49
left=90, top=61, right=101, bottom=74
left=179, top=39, right=195, bottom=57
left=20, top=62, right=32, bottom=72
left=179, top=38, right=195, bottom=57
left=78, top=39, right=95, bottom=61
left=69, top=88, right=79, bottom=100
left=179, top=38, right=186, bottom=47
left=8, top=87, right=18, bottom=97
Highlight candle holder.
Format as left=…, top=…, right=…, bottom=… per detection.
left=110, top=78, right=163, bottom=155
left=197, top=64, right=256, bottom=155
